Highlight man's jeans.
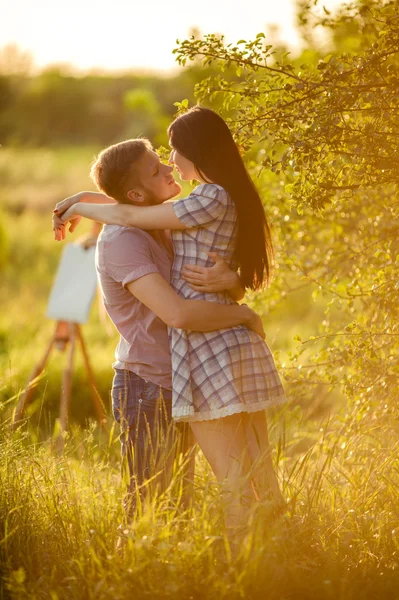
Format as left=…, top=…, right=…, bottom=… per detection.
left=111, top=368, right=174, bottom=514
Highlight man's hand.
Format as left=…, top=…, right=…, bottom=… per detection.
left=75, top=234, right=98, bottom=249
left=182, top=252, right=240, bottom=293
left=76, top=222, right=102, bottom=249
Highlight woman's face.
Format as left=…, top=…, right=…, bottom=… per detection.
left=169, top=147, right=199, bottom=181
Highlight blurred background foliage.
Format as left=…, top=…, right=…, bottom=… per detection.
left=0, top=0, right=397, bottom=440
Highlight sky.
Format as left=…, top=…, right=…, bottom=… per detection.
left=1, top=0, right=343, bottom=73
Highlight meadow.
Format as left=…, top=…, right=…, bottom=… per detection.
left=1, top=147, right=398, bottom=599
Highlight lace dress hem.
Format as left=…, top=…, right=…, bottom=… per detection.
left=172, top=393, right=287, bottom=423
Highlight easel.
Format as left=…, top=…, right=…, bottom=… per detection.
left=13, top=237, right=106, bottom=446
left=13, top=320, right=106, bottom=442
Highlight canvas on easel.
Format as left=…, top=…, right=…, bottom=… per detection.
left=14, top=242, right=105, bottom=441
left=46, top=243, right=98, bottom=323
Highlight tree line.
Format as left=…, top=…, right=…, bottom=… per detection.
left=0, top=61, right=206, bottom=147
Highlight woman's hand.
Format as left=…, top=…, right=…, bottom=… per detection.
left=54, top=191, right=113, bottom=215
left=52, top=193, right=85, bottom=240
left=53, top=205, right=81, bottom=241
left=52, top=212, right=65, bottom=241
left=52, top=191, right=114, bottom=240
left=53, top=192, right=86, bottom=216
left=242, top=305, right=266, bottom=340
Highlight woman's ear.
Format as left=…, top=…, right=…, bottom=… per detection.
left=126, top=188, right=145, bottom=203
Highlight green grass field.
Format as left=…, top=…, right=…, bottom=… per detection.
left=1, top=147, right=398, bottom=599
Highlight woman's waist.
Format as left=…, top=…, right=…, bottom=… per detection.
left=171, top=246, right=234, bottom=270
left=171, top=279, right=235, bottom=304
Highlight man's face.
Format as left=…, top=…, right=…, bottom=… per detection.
left=132, top=150, right=181, bottom=205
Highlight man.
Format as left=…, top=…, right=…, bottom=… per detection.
left=53, top=138, right=262, bottom=515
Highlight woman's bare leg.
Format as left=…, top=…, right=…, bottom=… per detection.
left=175, top=422, right=196, bottom=510
left=190, top=414, right=256, bottom=537
left=242, top=411, right=283, bottom=505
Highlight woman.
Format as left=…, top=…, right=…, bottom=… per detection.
left=54, top=107, right=286, bottom=538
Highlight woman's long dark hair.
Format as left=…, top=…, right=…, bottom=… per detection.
left=168, top=106, right=273, bottom=290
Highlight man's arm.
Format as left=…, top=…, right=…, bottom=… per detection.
left=126, top=273, right=264, bottom=337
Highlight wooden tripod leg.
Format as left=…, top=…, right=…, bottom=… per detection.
left=59, top=323, right=77, bottom=442
left=76, top=325, right=106, bottom=424
left=13, top=334, right=56, bottom=426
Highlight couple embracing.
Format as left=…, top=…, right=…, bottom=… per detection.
left=53, top=107, right=286, bottom=540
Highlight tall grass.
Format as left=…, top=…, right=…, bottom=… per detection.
left=1, top=398, right=398, bottom=599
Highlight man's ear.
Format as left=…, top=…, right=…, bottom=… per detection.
left=126, top=188, right=145, bottom=203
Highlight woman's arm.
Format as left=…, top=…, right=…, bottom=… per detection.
left=52, top=192, right=116, bottom=239
left=126, top=272, right=264, bottom=338
left=54, top=204, right=246, bottom=299
left=54, top=192, right=246, bottom=300
left=58, top=200, right=186, bottom=231
left=55, top=191, right=116, bottom=212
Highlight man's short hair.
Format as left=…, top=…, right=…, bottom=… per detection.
left=90, top=138, right=153, bottom=203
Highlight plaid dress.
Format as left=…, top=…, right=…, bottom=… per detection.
left=169, top=183, right=286, bottom=422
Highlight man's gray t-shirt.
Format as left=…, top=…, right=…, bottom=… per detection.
left=96, top=224, right=173, bottom=390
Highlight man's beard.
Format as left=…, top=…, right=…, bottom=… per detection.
left=144, top=188, right=162, bottom=206
left=143, top=186, right=176, bottom=206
